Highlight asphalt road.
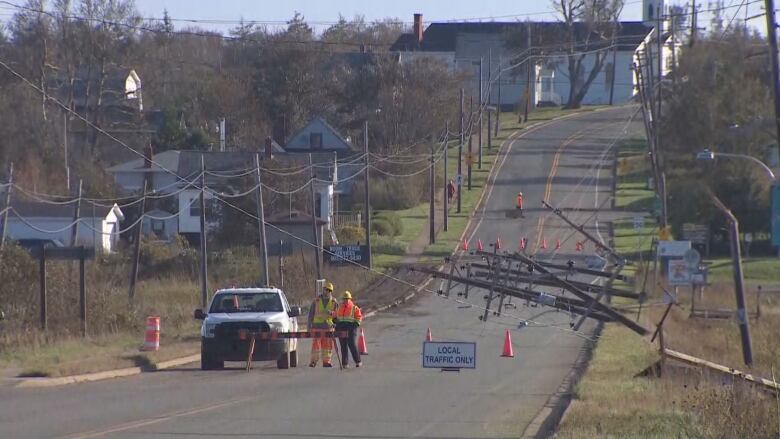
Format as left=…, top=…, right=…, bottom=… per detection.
left=0, top=107, right=644, bottom=439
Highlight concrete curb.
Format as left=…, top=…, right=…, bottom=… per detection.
left=14, top=354, right=201, bottom=389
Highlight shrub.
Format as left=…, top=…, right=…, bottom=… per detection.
left=370, top=235, right=407, bottom=255
left=353, top=177, right=423, bottom=210
left=374, top=211, right=403, bottom=237
left=336, top=225, right=365, bottom=244
left=372, top=218, right=394, bottom=236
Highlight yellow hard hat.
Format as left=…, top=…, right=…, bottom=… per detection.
left=324, top=282, right=334, bottom=292
left=342, top=291, right=352, bottom=300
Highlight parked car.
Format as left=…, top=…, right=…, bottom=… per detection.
left=194, top=287, right=301, bottom=370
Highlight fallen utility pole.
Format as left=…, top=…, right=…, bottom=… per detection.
left=417, top=266, right=615, bottom=323
left=542, top=200, right=625, bottom=265
left=470, top=263, right=639, bottom=300
left=532, top=260, right=630, bottom=281
left=475, top=250, right=649, bottom=335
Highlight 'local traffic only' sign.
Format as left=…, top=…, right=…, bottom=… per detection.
left=422, top=341, right=476, bottom=370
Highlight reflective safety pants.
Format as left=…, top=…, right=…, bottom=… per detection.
left=310, top=335, right=333, bottom=365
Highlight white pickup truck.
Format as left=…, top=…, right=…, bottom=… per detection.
left=194, top=287, right=301, bottom=370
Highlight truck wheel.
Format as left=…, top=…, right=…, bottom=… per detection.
left=277, top=352, right=290, bottom=369
left=201, top=353, right=224, bottom=370
left=289, top=350, right=298, bottom=368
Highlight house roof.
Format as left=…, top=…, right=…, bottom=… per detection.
left=284, top=117, right=355, bottom=154
left=390, top=21, right=653, bottom=52
left=107, top=149, right=339, bottom=186
left=10, top=199, right=124, bottom=220
left=266, top=210, right=327, bottom=226
left=49, top=66, right=140, bottom=108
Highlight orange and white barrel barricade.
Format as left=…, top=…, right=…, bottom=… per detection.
left=142, top=316, right=160, bottom=351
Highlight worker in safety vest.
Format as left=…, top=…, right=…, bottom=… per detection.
left=334, top=291, right=363, bottom=368
left=516, top=192, right=524, bottom=212
left=308, top=282, right=338, bottom=367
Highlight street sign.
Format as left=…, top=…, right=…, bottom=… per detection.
left=658, top=240, right=691, bottom=257
left=683, top=248, right=701, bottom=269
left=773, top=184, right=780, bottom=247
left=422, top=341, right=476, bottom=369
left=668, top=259, right=692, bottom=286
left=744, top=233, right=753, bottom=243
left=326, top=245, right=368, bottom=264
left=682, top=223, right=709, bottom=245
left=633, top=216, right=645, bottom=231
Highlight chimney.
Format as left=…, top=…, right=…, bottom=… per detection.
left=143, top=143, right=154, bottom=169
left=413, top=13, right=423, bottom=44
left=272, top=115, right=287, bottom=147
left=265, top=136, right=274, bottom=160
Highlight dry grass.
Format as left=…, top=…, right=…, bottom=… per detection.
left=554, top=280, right=780, bottom=439
left=0, top=245, right=378, bottom=377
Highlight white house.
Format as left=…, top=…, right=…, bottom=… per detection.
left=391, top=3, right=666, bottom=108
left=4, top=200, right=124, bottom=252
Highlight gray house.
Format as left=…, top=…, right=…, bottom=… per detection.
left=266, top=210, right=327, bottom=256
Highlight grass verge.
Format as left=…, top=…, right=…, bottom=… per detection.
left=554, top=136, right=780, bottom=438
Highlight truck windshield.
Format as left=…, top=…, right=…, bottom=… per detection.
left=209, top=292, right=284, bottom=313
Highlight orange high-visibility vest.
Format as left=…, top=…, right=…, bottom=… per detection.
left=516, top=193, right=524, bottom=209
left=336, top=301, right=362, bottom=325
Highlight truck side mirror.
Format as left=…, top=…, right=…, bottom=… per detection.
left=288, top=307, right=301, bottom=318
left=194, top=309, right=206, bottom=320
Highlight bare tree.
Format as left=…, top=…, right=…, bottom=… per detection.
left=553, top=0, right=624, bottom=108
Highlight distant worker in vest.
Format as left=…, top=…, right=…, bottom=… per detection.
left=334, top=290, right=363, bottom=368
left=308, top=281, right=338, bottom=368
left=516, top=191, right=524, bottom=216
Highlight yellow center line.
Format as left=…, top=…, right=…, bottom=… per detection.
left=533, top=130, right=589, bottom=250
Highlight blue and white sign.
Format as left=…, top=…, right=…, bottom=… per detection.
left=422, top=341, right=476, bottom=369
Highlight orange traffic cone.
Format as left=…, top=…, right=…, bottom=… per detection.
left=426, top=328, right=433, bottom=342
left=358, top=328, right=368, bottom=355
left=461, top=239, right=469, bottom=251
left=496, top=236, right=502, bottom=250
left=501, top=330, right=514, bottom=358
left=556, top=239, right=561, bottom=250
left=477, top=239, right=484, bottom=252
left=519, top=237, right=526, bottom=251
left=541, top=238, right=548, bottom=249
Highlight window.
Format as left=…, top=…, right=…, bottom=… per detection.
left=309, top=132, right=323, bottom=149
left=151, top=219, right=165, bottom=233
left=190, top=198, right=201, bottom=217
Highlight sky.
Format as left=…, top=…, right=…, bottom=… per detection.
left=0, top=0, right=768, bottom=36
left=130, top=0, right=646, bottom=33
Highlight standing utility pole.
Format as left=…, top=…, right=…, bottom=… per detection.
left=363, top=122, right=372, bottom=269
left=709, top=192, right=754, bottom=366
left=690, top=0, right=697, bottom=47
left=608, top=44, right=617, bottom=105
left=443, top=122, right=448, bottom=232
left=199, top=155, right=209, bottom=309
left=0, top=162, right=13, bottom=250
left=128, top=180, right=147, bottom=302
left=255, top=154, right=269, bottom=286
left=495, top=55, right=501, bottom=137
left=458, top=89, right=464, bottom=214
left=64, top=113, right=70, bottom=192
left=468, top=133, right=473, bottom=191
left=478, top=56, right=483, bottom=168
left=70, top=179, right=83, bottom=246
left=765, top=0, right=780, bottom=159
left=308, top=153, right=322, bottom=279
left=429, top=135, right=435, bottom=245
left=524, top=25, right=533, bottom=122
